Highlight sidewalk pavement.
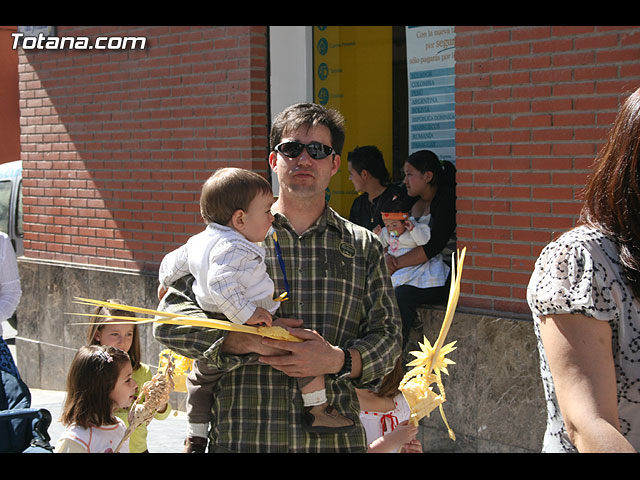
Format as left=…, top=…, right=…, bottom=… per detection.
left=3, top=319, right=188, bottom=453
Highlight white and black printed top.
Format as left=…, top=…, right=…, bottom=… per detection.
left=527, top=225, right=640, bottom=452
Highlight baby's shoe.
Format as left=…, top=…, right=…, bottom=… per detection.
left=183, top=436, right=207, bottom=453
left=303, top=402, right=354, bottom=433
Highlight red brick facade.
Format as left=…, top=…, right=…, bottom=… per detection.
left=16, top=26, right=640, bottom=318
left=18, top=26, right=269, bottom=272
left=455, top=26, right=640, bottom=316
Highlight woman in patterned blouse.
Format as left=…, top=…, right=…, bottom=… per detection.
left=527, top=87, right=640, bottom=453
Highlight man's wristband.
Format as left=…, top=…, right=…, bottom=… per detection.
left=335, top=346, right=352, bottom=379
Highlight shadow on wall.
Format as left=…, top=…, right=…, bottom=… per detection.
left=19, top=26, right=270, bottom=274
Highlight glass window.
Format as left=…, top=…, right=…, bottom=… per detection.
left=0, top=180, right=12, bottom=235
left=313, top=26, right=394, bottom=218
left=312, top=26, right=455, bottom=218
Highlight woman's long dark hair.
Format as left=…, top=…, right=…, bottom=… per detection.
left=580, top=87, right=640, bottom=297
left=405, top=150, right=456, bottom=191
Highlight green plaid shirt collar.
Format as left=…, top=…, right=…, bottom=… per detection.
left=271, top=203, right=342, bottom=236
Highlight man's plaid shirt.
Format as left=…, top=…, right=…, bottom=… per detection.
left=154, top=206, right=402, bottom=452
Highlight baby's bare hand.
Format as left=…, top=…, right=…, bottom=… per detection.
left=245, top=307, right=273, bottom=326
left=157, top=284, right=168, bottom=301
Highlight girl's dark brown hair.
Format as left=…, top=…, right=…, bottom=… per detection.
left=61, top=345, right=130, bottom=429
left=376, top=356, right=405, bottom=399
left=86, top=299, right=141, bottom=369
left=580, top=87, right=640, bottom=297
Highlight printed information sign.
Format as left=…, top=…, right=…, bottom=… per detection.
left=405, top=26, right=456, bottom=164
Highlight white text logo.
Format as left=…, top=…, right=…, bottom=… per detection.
left=12, top=33, right=147, bottom=50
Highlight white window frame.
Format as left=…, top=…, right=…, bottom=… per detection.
left=268, top=26, right=314, bottom=195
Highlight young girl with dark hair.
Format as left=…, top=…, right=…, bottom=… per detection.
left=56, top=345, right=137, bottom=453
left=87, top=300, right=171, bottom=453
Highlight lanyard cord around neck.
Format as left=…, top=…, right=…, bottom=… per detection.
left=272, top=230, right=290, bottom=302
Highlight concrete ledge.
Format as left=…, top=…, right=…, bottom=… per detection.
left=409, top=307, right=545, bottom=452
left=15, top=258, right=164, bottom=386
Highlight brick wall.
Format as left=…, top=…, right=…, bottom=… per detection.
left=18, top=26, right=269, bottom=272
left=455, top=26, right=640, bottom=317
left=18, top=26, right=640, bottom=319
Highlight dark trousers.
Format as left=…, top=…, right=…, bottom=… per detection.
left=395, top=273, right=450, bottom=348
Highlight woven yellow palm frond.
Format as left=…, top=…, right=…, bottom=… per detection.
left=399, top=247, right=466, bottom=440
left=68, top=297, right=303, bottom=343
left=158, top=349, right=192, bottom=393
left=115, top=355, right=175, bottom=453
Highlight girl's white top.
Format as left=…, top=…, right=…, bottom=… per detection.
left=56, top=417, right=129, bottom=453
left=159, top=223, right=279, bottom=324
left=359, top=393, right=411, bottom=453
left=378, top=215, right=450, bottom=289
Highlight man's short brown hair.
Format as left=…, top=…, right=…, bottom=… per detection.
left=270, top=102, right=346, bottom=155
left=200, top=167, right=272, bottom=225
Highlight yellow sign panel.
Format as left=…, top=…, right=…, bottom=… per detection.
left=313, top=26, right=393, bottom=219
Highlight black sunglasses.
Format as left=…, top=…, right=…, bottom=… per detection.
left=274, top=141, right=335, bottom=160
